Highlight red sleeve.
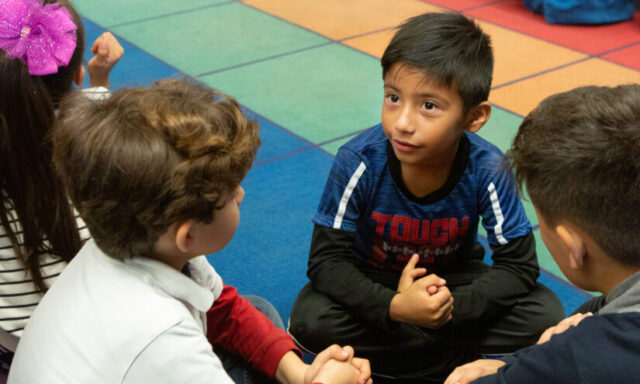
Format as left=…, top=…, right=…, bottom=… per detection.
left=206, top=284, right=302, bottom=377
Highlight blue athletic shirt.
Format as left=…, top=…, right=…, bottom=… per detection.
left=313, top=124, right=532, bottom=274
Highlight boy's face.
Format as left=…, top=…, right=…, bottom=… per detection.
left=197, top=185, right=245, bottom=254
left=382, top=63, right=466, bottom=167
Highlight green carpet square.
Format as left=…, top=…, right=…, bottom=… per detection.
left=73, top=0, right=229, bottom=27
left=111, top=3, right=328, bottom=76
left=202, top=44, right=383, bottom=144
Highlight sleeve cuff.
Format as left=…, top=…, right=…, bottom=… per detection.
left=253, top=332, right=302, bottom=378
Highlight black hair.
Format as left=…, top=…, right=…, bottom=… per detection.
left=507, top=84, right=640, bottom=266
left=381, top=12, right=493, bottom=112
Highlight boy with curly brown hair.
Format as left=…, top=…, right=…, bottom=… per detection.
left=8, top=79, right=371, bottom=384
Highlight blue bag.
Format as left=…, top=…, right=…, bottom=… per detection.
left=522, top=0, right=634, bottom=24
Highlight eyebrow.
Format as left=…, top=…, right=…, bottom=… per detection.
left=384, top=84, right=448, bottom=105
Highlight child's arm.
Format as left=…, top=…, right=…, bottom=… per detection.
left=451, top=164, right=540, bottom=325
left=451, top=229, right=538, bottom=325
left=87, top=32, right=124, bottom=89
left=308, top=224, right=400, bottom=331
left=276, top=345, right=371, bottom=384
left=207, top=284, right=371, bottom=384
left=207, top=284, right=300, bottom=377
left=444, top=358, right=506, bottom=384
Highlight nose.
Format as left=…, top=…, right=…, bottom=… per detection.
left=395, top=106, right=414, bottom=134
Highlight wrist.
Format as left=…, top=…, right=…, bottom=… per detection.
left=389, top=293, right=404, bottom=322
left=275, top=351, right=307, bottom=384
left=88, top=69, right=110, bottom=89
left=89, top=76, right=109, bottom=89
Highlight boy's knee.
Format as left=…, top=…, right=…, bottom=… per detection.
left=524, top=283, right=565, bottom=332
left=289, top=284, right=334, bottom=352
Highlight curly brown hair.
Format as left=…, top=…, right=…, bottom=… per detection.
left=507, top=84, right=640, bottom=267
left=53, top=79, right=261, bottom=260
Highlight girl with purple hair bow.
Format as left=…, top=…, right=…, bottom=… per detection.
left=0, top=0, right=122, bottom=378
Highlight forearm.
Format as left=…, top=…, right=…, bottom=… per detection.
left=308, top=225, right=398, bottom=330
left=207, top=285, right=300, bottom=377
left=451, top=233, right=539, bottom=325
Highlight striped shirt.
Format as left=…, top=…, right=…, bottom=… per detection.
left=0, top=195, right=89, bottom=337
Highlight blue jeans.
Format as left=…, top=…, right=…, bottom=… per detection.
left=217, top=295, right=283, bottom=384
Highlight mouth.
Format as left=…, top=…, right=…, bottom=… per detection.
left=393, top=139, right=419, bottom=153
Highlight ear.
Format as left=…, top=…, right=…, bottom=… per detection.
left=73, top=65, right=85, bottom=86
left=175, top=220, right=195, bottom=253
left=556, top=224, right=586, bottom=270
left=463, top=101, right=491, bottom=134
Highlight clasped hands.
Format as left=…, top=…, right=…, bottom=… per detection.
left=389, top=253, right=453, bottom=329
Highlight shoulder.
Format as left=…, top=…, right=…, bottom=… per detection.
left=332, top=124, right=388, bottom=177
left=338, top=124, right=387, bottom=159
left=11, top=242, right=206, bottom=383
left=465, top=132, right=505, bottom=171
left=464, top=133, right=517, bottom=192
left=539, top=313, right=640, bottom=363
left=579, top=312, right=640, bottom=335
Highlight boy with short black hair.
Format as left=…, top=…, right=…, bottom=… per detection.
left=8, top=79, right=371, bottom=384
left=289, top=12, right=563, bottom=382
left=445, top=84, right=640, bottom=384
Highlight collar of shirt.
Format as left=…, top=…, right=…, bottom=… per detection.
left=88, top=240, right=216, bottom=313
left=600, top=270, right=640, bottom=315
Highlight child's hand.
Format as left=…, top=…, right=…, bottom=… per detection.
left=397, top=253, right=441, bottom=295
left=310, top=358, right=360, bottom=384
left=305, top=345, right=371, bottom=384
left=444, top=358, right=505, bottom=384
left=537, top=312, right=592, bottom=344
left=87, top=32, right=124, bottom=89
left=390, top=271, right=452, bottom=329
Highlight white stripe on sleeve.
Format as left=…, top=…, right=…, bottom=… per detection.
left=333, top=162, right=367, bottom=230
left=488, top=182, right=508, bottom=245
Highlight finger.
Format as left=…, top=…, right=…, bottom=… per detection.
left=537, top=327, right=555, bottom=344
left=91, top=32, right=110, bottom=54
left=429, top=287, right=453, bottom=307
left=342, top=345, right=355, bottom=360
left=91, top=36, right=102, bottom=54
left=316, top=344, right=349, bottom=365
left=409, top=268, right=427, bottom=279
left=351, top=358, right=371, bottom=384
left=439, top=303, right=455, bottom=326
left=433, top=298, right=454, bottom=326
left=417, top=273, right=447, bottom=288
left=403, top=253, right=419, bottom=272
left=98, top=41, right=109, bottom=58
left=444, top=368, right=461, bottom=384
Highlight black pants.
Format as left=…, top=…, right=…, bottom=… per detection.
left=289, top=277, right=563, bottom=382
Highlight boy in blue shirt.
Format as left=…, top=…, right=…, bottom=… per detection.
left=289, top=12, right=563, bottom=382
left=445, top=84, right=640, bottom=384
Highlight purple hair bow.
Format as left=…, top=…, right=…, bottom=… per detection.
left=0, top=0, right=77, bottom=75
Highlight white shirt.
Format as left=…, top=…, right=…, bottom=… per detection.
left=8, top=239, right=234, bottom=384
